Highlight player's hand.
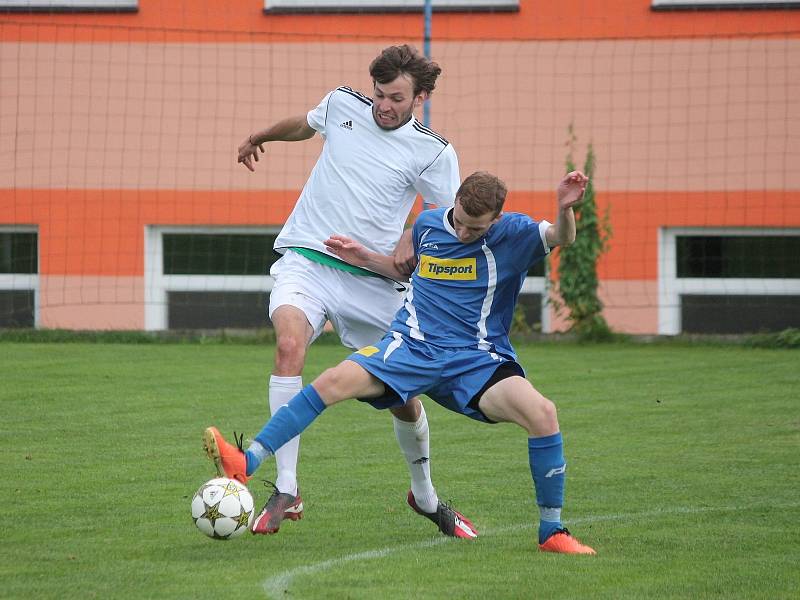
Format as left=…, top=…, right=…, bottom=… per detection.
left=557, top=170, right=589, bottom=210
left=237, top=135, right=265, bottom=172
left=324, top=235, right=370, bottom=267
left=392, top=229, right=417, bottom=277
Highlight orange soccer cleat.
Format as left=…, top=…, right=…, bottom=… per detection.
left=202, top=427, right=250, bottom=485
left=538, top=528, right=596, bottom=555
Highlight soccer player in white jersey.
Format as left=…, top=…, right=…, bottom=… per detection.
left=231, top=45, right=474, bottom=537
left=204, top=170, right=596, bottom=554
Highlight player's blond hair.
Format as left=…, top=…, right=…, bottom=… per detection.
left=456, top=171, right=508, bottom=218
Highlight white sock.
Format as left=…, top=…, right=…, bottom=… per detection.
left=269, top=375, right=303, bottom=496
left=393, top=403, right=438, bottom=513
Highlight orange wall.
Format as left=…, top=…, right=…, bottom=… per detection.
left=2, top=0, right=799, bottom=41
left=3, top=39, right=797, bottom=194
left=4, top=188, right=797, bottom=278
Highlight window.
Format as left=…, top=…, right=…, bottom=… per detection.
left=676, top=236, right=800, bottom=279
left=652, top=0, right=800, bottom=10
left=167, top=291, right=270, bottom=330
left=517, top=260, right=548, bottom=332
left=145, top=227, right=279, bottom=331
left=162, top=234, right=279, bottom=276
left=659, top=228, right=800, bottom=334
left=681, top=295, right=800, bottom=334
left=0, top=227, right=38, bottom=328
left=264, top=0, right=519, bottom=13
left=0, top=1, right=136, bottom=11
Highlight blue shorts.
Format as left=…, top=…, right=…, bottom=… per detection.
left=346, top=331, right=525, bottom=423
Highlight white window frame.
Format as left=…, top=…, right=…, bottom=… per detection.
left=652, top=0, right=800, bottom=9
left=658, top=227, right=800, bottom=335
left=265, top=0, right=518, bottom=12
left=144, top=226, right=278, bottom=332
left=0, top=225, right=39, bottom=328
left=0, top=1, right=136, bottom=10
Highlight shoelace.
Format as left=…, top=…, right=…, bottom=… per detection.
left=439, top=500, right=478, bottom=536
left=436, top=500, right=458, bottom=533
left=257, top=479, right=281, bottom=512
left=261, top=479, right=280, bottom=494
left=438, top=500, right=455, bottom=516
left=232, top=431, right=245, bottom=452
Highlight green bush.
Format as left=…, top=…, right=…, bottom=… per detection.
left=551, top=125, right=613, bottom=341
left=745, top=328, right=800, bottom=349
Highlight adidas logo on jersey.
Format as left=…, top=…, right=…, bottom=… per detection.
left=339, top=120, right=353, bottom=130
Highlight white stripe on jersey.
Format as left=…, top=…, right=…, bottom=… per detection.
left=384, top=331, right=404, bottom=362
left=477, top=242, right=498, bottom=351
left=403, top=282, right=425, bottom=340
left=418, top=228, right=433, bottom=247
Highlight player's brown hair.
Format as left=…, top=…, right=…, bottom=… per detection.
left=456, top=172, right=508, bottom=218
left=369, top=45, right=442, bottom=96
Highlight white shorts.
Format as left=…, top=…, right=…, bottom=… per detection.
left=268, top=251, right=404, bottom=350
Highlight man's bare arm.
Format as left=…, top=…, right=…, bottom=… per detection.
left=237, top=116, right=316, bottom=172
left=324, top=235, right=409, bottom=281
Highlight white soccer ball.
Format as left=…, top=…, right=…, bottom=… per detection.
left=191, top=477, right=254, bottom=540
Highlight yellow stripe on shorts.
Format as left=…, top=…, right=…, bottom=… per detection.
left=355, top=345, right=380, bottom=357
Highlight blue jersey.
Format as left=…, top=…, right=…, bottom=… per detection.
left=388, top=208, right=551, bottom=358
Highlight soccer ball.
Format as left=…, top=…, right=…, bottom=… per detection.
left=191, top=477, right=254, bottom=540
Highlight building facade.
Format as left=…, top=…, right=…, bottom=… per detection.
left=1, top=1, right=799, bottom=333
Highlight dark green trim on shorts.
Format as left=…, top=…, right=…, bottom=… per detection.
left=288, top=247, right=382, bottom=278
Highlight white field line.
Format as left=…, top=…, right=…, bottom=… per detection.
left=262, top=501, right=800, bottom=599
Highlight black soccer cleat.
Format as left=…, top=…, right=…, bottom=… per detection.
left=251, top=481, right=304, bottom=535
left=407, top=490, right=478, bottom=539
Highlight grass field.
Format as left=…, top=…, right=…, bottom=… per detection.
left=1, top=339, right=798, bottom=599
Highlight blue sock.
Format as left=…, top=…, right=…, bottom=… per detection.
left=247, top=385, right=327, bottom=475
left=528, top=432, right=566, bottom=544
left=245, top=442, right=272, bottom=477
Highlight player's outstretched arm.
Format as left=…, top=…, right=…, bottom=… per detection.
left=393, top=229, right=417, bottom=277
left=324, top=235, right=409, bottom=281
left=237, top=115, right=316, bottom=172
left=545, top=170, right=588, bottom=248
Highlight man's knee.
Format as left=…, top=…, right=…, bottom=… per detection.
left=274, top=333, right=307, bottom=373
left=535, top=395, right=558, bottom=425
left=314, top=361, right=385, bottom=406
left=271, top=305, right=314, bottom=373
left=313, top=363, right=358, bottom=403
left=275, top=333, right=305, bottom=358
left=517, top=392, right=558, bottom=435
left=481, top=379, right=559, bottom=435
left=391, top=397, right=422, bottom=422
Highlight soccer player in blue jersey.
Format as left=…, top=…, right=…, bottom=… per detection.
left=205, top=170, right=596, bottom=553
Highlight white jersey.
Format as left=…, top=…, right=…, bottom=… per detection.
left=273, top=86, right=460, bottom=256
